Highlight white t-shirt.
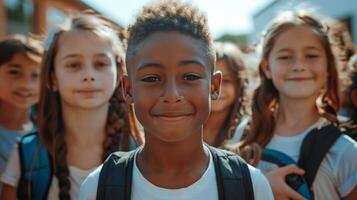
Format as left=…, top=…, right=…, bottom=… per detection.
left=79, top=148, right=274, bottom=200
left=0, top=145, right=97, bottom=200
left=257, top=120, right=357, bottom=199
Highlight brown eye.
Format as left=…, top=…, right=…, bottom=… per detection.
left=95, top=61, right=109, bottom=68
left=142, top=75, right=160, bottom=82
left=306, top=54, right=319, bottom=59
left=184, top=73, right=201, bottom=81
left=8, top=70, right=21, bottom=76
left=65, top=62, right=81, bottom=69
left=141, top=75, right=161, bottom=83
left=32, top=72, right=40, bottom=79
left=277, top=55, right=291, bottom=60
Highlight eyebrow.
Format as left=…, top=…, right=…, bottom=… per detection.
left=94, top=53, right=111, bottom=58
left=60, top=53, right=111, bottom=60
left=179, top=60, right=205, bottom=68
left=277, top=46, right=322, bottom=53
left=137, top=59, right=206, bottom=71
left=304, top=46, right=322, bottom=51
left=61, top=54, right=82, bottom=60
left=7, top=64, right=22, bottom=68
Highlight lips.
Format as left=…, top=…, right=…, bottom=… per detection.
left=152, top=112, right=193, bottom=122
left=287, top=77, right=313, bottom=81
left=14, top=91, right=34, bottom=98
left=77, top=88, right=101, bottom=93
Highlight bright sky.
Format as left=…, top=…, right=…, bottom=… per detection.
left=82, top=0, right=272, bottom=39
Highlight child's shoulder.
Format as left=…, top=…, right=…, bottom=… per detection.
left=328, top=133, right=357, bottom=160
left=79, top=150, right=138, bottom=200
left=79, top=164, right=103, bottom=200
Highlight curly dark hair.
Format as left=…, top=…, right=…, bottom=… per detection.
left=125, top=0, right=215, bottom=71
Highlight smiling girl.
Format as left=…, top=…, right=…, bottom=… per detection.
left=238, top=11, right=357, bottom=200
left=1, top=13, right=135, bottom=200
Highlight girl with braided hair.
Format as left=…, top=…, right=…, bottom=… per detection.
left=1, top=12, right=138, bottom=200
left=203, top=41, right=249, bottom=148
left=237, top=10, right=357, bottom=200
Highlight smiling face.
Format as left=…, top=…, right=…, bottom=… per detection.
left=125, top=31, right=221, bottom=143
left=262, top=26, right=328, bottom=102
left=53, top=30, right=118, bottom=110
left=0, top=53, right=40, bottom=109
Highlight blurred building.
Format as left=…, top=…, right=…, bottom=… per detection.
left=0, top=0, right=122, bottom=38
left=250, top=0, right=357, bottom=44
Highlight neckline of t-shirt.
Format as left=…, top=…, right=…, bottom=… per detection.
left=273, top=118, right=322, bottom=142
left=133, top=145, right=214, bottom=192
left=68, top=165, right=97, bottom=176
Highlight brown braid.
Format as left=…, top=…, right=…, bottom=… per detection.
left=102, top=82, right=131, bottom=160
left=237, top=10, right=340, bottom=165
left=38, top=12, right=130, bottom=199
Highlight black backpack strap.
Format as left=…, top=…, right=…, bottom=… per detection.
left=17, top=132, right=52, bottom=200
left=298, top=124, right=342, bottom=190
left=208, top=145, right=254, bottom=200
left=96, top=149, right=137, bottom=200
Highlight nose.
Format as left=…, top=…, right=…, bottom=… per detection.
left=291, top=57, right=306, bottom=72
left=82, top=65, right=96, bottom=82
left=161, top=79, right=184, bottom=103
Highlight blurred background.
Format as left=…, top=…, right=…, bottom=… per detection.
left=1, top=0, right=356, bottom=43
left=1, top=0, right=355, bottom=96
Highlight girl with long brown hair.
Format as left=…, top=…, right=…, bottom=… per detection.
left=238, top=10, right=357, bottom=200
left=1, top=12, right=137, bottom=200
left=203, top=41, right=249, bottom=148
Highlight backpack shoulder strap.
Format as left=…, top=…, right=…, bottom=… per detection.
left=17, top=132, right=52, bottom=200
left=96, top=149, right=137, bottom=200
left=298, top=124, right=342, bottom=189
left=208, top=145, right=254, bottom=200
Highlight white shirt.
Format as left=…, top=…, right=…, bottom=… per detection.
left=0, top=145, right=97, bottom=200
left=258, top=120, right=357, bottom=199
left=79, top=147, right=274, bottom=200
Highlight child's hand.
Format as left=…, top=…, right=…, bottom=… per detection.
left=266, top=165, right=306, bottom=200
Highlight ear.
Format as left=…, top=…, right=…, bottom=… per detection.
left=121, top=75, right=133, bottom=104
left=261, top=59, right=272, bottom=79
left=211, top=70, right=222, bottom=100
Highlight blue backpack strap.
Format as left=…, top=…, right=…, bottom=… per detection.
left=208, top=145, right=254, bottom=200
left=262, top=148, right=313, bottom=200
left=96, top=149, right=137, bottom=200
left=17, top=132, right=52, bottom=200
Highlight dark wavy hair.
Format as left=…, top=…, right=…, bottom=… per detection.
left=0, top=34, right=43, bottom=65
left=211, top=42, right=249, bottom=147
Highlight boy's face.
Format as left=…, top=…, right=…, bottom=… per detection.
left=0, top=53, right=40, bottom=109
left=124, top=31, right=221, bottom=143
